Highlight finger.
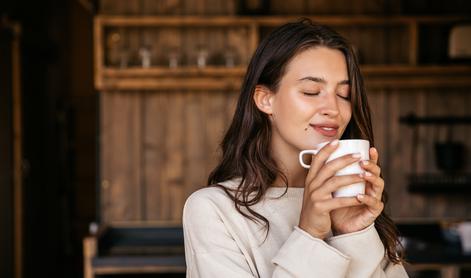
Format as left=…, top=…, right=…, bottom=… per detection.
left=360, top=160, right=381, bottom=177
left=309, top=153, right=362, bottom=192
left=362, top=172, right=384, bottom=199
left=306, top=140, right=340, bottom=183
left=317, top=196, right=363, bottom=212
left=313, top=174, right=365, bottom=197
left=370, top=147, right=379, bottom=164
left=357, top=194, right=384, bottom=215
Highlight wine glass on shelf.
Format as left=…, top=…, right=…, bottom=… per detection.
left=196, top=44, right=209, bottom=68
left=138, top=45, right=153, bottom=68
left=168, top=46, right=181, bottom=69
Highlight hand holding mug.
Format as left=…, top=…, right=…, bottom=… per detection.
left=330, top=147, right=385, bottom=235
left=299, top=139, right=370, bottom=197
left=299, top=139, right=367, bottom=239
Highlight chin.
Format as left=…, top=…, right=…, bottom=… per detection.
left=297, top=139, right=323, bottom=151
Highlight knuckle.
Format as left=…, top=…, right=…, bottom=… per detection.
left=327, top=176, right=338, bottom=185
left=378, top=201, right=385, bottom=210
left=312, top=201, right=324, bottom=212
left=324, top=161, right=336, bottom=173
left=309, top=191, right=320, bottom=202
left=379, top=179, right=385, bottom=188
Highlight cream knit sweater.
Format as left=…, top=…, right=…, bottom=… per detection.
left=183, top=179, right=409, bottom=277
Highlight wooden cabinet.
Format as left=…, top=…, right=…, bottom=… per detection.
left=94, top=15, right=471, bottom=91
left=94, top=14, right=471, bottom=225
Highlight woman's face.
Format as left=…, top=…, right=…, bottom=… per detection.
left=269, top=46, right=352, bottom=153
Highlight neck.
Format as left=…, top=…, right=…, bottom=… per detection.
left=270, top=137, right=308, bottom=188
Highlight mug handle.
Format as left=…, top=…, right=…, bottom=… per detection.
left=299, top=150, right=319, bottom=169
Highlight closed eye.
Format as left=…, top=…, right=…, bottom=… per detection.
left=337, top=94, right=350, bottom=101
left=302, top=91, right=320, bottom=96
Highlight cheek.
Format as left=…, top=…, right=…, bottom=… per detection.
left=340, top=102, right=352, bottom=126
left=275, top=94, right=313, bottom=126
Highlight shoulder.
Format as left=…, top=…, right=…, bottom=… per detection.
left=183, top=180, right=240, bottom=224
left=184, top=186, right=230, bottom=212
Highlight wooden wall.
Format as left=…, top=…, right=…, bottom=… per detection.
left=99, top=89, right=471, bottom=223
left=100, top=90, right=238, bottom=222
left=98, top=0, right=398, bottom=15
left=369, top=89, right=471, bottom=219
left=98, top=0, right=471, bottom=224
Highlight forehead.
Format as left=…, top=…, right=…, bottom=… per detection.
left=282, top=46, right=348, bottom=83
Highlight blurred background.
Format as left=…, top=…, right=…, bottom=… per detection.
left=1, top=0, right=471, bottom=277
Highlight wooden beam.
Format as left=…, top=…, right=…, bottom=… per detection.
left=10, top=20, right=23, bottom=278
left=96, top=15, right=471, bottom=27
left=408, top=22, right=418, bottom=66
left=94, top=16, right=104, bottom=90
left=83, top=237, right=97, bottom=278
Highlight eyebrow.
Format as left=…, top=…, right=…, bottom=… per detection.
left=298, top=76, right=350, bottom=85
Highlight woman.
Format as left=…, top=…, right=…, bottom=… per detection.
left=183, top=19, right=408, bottom=277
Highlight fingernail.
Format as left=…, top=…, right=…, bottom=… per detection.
left=365, top=171, right=372, bottom=177
left=330, top=139, right=339, bottom=146
left=361, top=160, right=369, bottom=166
left=357, top=194, right=364, bottom=200
left=352, top=153, right=361, bottom=158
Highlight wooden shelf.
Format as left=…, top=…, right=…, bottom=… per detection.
left=102, top=66, right=247, bottom=77
left=407, top=173, right=471, bottom=194
left=96, top=15, right=471, bottom=26
left=94, top=15, right=471, bottom=91
left=362, top=65, right=471, bottom=89
left=96, top=65, right=471, bottom=90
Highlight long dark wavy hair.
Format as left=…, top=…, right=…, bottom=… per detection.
left=208, top=18, right=403, bottom=264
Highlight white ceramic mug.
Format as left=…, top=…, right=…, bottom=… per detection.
left=299, top=139, right=370, bottom=197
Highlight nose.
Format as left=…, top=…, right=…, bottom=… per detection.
left=319, top=92, right=340, bottom=117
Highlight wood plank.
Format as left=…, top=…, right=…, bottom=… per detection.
left=157, top=27, right=182, bottom=68
left=356, top=0, right=385, bottom=14
left=226, top=0, right=236, bottom=15
left=444, top=90, right=470, bottom=218
left=83, top=237, right=97, bottom=278
left=96, top=15, right=471, bottom=27
left=205, top=0, right=224, bottom=15
left=161, top=92, right=184, bottom=220
left=123, top=0, right=142, bottom=15
left=306, top=0, right=346, bottom=14
left=425, top=90, right=450, bottom=218
left=425, top=90, right=470, bottom=219
left=406, top=90, right=428, bottom=217
left=97, top=74, right=471, bottom=91
left=94, top=17, right=104, bottom=89
left=387, top=89, right=427, bottom=218
left=11, top=22, right=22, bottom=278
left=99, top=0, right=120, bottom=14
left=271, top=0, right=305, bottom=15
left=103, top=66, right=246, bottom=77
left=408, top=22, right=418, bottom=65
left=202, top=91, right=227, bottom=185
left=101, top=92, right=142, bottom=223
left=143, top=93, right=166, bottom=221
left=97, top=64, right=471, bottom=90
left=182, top=92, right=207, bottom=217
left=367, top=89, right=386, bottom=170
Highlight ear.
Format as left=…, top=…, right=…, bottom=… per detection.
left=253, top=85, right=275, bottom=115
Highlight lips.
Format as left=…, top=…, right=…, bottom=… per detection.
left=311, top=124, right=339, bottom=137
